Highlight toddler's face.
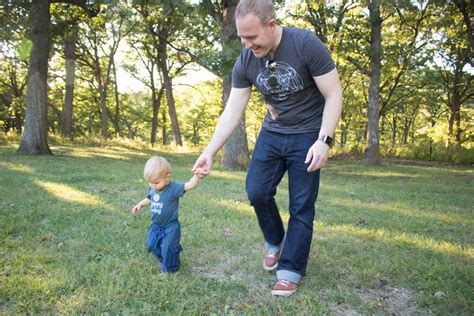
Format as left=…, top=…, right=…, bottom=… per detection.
left=148, top=174, right=170, bottom=190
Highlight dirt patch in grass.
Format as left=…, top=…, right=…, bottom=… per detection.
left=325, top=283, right=431, bottom=315
left=356, top=285, right=421, bottom=315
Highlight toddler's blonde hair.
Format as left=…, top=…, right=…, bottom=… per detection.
left=144, top=156, right=171, bottom=182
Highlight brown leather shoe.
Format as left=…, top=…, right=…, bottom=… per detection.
left=263, top=250, right=281, bottom=271
left=271, top=279, right=299, bottom=296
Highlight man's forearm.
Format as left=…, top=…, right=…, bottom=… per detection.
left=319, top=93, right=343, bottom=138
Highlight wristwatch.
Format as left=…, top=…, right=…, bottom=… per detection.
left=318, top=135, right=333, bottom=147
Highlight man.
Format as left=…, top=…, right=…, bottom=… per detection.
left=193, top=0, right=342, bottom=296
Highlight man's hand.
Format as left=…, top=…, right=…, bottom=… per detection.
left=304, top=140, right=330, bottom=172
left=192, top=153, right=213, bottom=177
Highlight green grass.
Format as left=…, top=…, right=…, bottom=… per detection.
left=0, top=143, right=472, bottom=314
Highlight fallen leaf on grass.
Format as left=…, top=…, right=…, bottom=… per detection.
left=223, top=228, right=233, bottom=237
left=355, top=217, right=367, bottom=225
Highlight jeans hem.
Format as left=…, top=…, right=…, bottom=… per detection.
left=276, top=269, right=303, bottom=284
left=265, top=233, right=286, bottom=254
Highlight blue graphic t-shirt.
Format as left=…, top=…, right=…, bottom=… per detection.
left=232, top=27, right=335, bottom=134
left=146, top=182, right=185, bottom=225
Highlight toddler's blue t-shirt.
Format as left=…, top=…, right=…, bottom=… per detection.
left=146, top=182, right=185, bottom=225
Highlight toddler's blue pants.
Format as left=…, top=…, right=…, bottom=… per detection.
left=147, top=220, right=182, bottom=273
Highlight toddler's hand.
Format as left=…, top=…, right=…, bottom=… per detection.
left=132, top=204, right=141, bottom=215
left=194, top=167, right=205, bottom=179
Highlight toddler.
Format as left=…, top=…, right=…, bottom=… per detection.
left=132, top=156, right=202, bottom=273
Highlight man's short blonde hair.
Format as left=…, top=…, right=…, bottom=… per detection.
left=235, top=0, right=276, bottom=25
left=143, top=156, right=171, bottom=181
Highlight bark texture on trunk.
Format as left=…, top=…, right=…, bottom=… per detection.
left=163, top=68, right=182, bottom=146
left=158, top=26, right=182, bottom=146
left=150, top=83, right=164, bottom=146
left=18, top=0, right=52, bottom=155
left=112, top=56, right=120, bottom=136
left=61, top=24, right=77, bottom=139
left=366, top=0, right=381, bottom=165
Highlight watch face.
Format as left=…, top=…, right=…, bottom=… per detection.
left=319, top=135, right=333, bottom=146
left=326, top=136, right=333, bottom=145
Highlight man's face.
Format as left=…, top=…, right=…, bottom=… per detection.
left=236, top=13, right=276, bottom=58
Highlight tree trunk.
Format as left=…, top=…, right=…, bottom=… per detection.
left=99, top=86, right=109, bottom=138
left=90, top=37, right=111, bottom=139
left=17, top=0, right=52, bottom=155
left=162, top=67, right=182, bottom=146
left=5, top=64, right=26, bottom=133
left=220, top=0, right=249, bottom=170
left=151, top=85, right=158, bottom=146
left=449, top=76, right=462, bottom=145
left=454, top=0, right=474, bottom=61
left=112, top=56, right=120, bottom=136
left=157, top=27, right=182, bottom=146
left=391, top=113, right=397, bottom=145
left=222, top=75, right=249, bottom=170
left=447, top=107, right=461, bottom=146
left=429, top=120, right=435, bottom=160
left=161, top=108, right=167, bottom=145
left=14, top=111, right=23, bottom=134
left=61, top=24, right=77, bottom=139
left=339, top=109, right=348, bottom=147
left=366, top=0, right=381, bottom=165
left=151, top=85, right=164, bottom=146
left=448, top=70, right=462, bottom=146
left=402, top=116, right=409, bottom=145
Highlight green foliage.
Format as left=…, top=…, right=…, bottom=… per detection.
left=0, top=45, right=28, bottom=133
left=0, top=144, right=472, bottom=314
left=0, top=0, right=472, bottom=161
left=384, top=142, right=474, bottom=165
left=15, top=39, right=32, bottom=61
left=176, top=80, right=222, bottom=146
left=189, top=1, right=243, bottom=77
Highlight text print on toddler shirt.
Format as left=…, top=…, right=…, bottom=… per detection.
left=151, top=193, right=163, bottom=215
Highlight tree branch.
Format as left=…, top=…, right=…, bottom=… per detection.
left=51, top=0, right=100, bottom=17
left=347, top=56, right=371, bottom=76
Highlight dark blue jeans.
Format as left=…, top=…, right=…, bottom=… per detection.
left=246, top=129, right=320, bottom=281
left=147, top=220, right=183, bottom=273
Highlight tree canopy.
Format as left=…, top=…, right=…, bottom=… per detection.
left=0, top=0, right=472, bottom=164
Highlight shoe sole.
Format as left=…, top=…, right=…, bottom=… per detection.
left=271, top=289, right=297, bottom=296
left=263, top=261, right=278, bottom=271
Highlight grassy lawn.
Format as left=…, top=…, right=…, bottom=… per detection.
left=0, top=143, right=472, bottom=314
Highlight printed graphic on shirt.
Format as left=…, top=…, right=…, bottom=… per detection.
left=151, top=193, right=163, bottom=214
left=256, top=61, right=303, bottom=101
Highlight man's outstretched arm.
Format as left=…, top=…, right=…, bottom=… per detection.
left=193, top=87, right=251, bottom=175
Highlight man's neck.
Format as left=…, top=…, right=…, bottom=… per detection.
left=268, top=26, right=283, bottom=58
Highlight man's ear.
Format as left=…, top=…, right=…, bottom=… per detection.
left=268, top=18, right=277, bottom=30
left=165, top=174, right=171, bottom=179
